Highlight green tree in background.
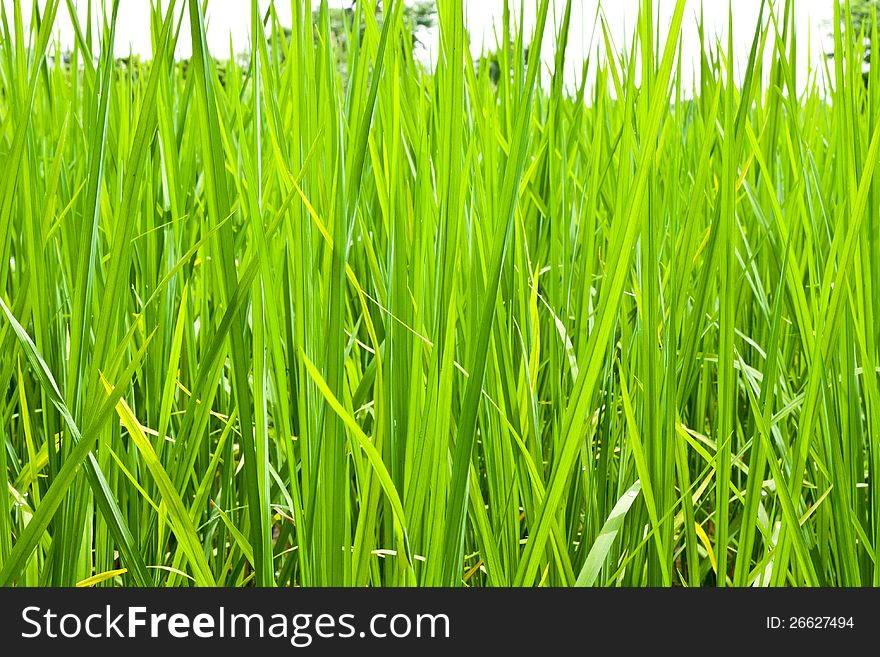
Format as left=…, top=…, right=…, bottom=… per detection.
left=307, top=0, right=435, bottom=82
left=827, top=0, right=878, bottom=84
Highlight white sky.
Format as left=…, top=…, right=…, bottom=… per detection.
left=11, top=0, right=835, bottom=92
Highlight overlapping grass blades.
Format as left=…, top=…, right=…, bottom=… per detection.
left=1, top=0, right=879, bottom=587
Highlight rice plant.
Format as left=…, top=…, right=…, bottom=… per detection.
left=1, top=0, right=879, bottom=587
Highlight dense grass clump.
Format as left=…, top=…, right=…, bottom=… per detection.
left=1, top=0, right=879, bottom=587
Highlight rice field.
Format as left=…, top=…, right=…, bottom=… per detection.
left=1, top=0, right=879, bottom=587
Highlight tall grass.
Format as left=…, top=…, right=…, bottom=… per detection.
left=1, top=0, right=879, bottom=587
